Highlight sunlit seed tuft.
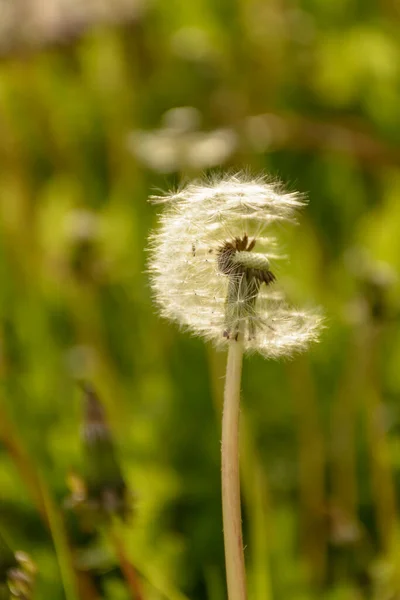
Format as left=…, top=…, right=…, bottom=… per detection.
left=148, top=174, right=322, bottom=358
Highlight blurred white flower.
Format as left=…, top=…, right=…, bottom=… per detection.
left=0, top=0, right=146, bottom=52
left=127, top=106, right=237, bottom=173
left=148, top=174, right=322, bottom=358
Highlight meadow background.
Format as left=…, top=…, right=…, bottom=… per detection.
left=1, top=0, right=400, bottom=598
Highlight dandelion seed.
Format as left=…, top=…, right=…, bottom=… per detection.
left=148, top=174, right=321, bottom=358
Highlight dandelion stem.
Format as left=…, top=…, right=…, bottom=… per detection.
left=222, top=333, right=247, bottom=600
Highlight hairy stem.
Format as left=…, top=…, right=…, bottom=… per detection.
left=222, top=335, right=247, bottom=600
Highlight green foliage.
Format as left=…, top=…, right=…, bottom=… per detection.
left=1, top=1, right=400, bottom=599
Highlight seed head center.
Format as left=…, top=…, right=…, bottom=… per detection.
left=217, top=234, right=276, bottom=285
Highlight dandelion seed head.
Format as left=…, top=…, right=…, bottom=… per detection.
left=148, top=174, right=322, bottom=358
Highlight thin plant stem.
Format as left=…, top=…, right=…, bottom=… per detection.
left=207, top=347, right=272, bottom=600
left=0, top=402, right=47, bottom=523
left=40, top=474, right=80, bottom=600
left=222, top=334, right=247, bottom=600
left=110, top=521, right=144, bottom=600
left=0, top=400, right=81, bottom=600
left=288, top=358, right=326, bottom=585
left=364, top=324, right=396, bottom=553
left=240, top=416, right=273, bottom=600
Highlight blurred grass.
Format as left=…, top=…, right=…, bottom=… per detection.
left=1, top=0, right=400, bottom=599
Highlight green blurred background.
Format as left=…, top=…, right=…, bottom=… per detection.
left=1, top=0, right=400, bottom=598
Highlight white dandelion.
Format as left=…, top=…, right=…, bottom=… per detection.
left=147, top=174, right=322, bottom=600
left=149, top=174, right=321, bottom=358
